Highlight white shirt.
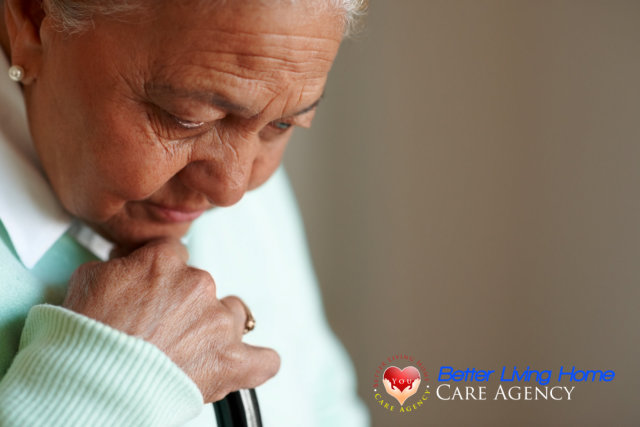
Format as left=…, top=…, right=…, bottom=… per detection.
left=0, top=53, right=369, bottom=426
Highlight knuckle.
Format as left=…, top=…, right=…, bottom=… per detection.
left=215, top=310, right=235, bottom=332
left=139, top=242, right=183, bottom=266
left=223, top=295, right=242, bottom=307
left=190, top=268, right=216, bottom=290
left=222, top=296, right=246, bottom=318
left=135, top=246, right=185, bottom=278
left=148, top=243, right=178, bottom=263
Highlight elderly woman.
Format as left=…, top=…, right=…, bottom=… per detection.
left=0, top=0, right=368, bottom=425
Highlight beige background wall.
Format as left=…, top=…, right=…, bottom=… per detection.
left=284, top=1, right=639, bottom=426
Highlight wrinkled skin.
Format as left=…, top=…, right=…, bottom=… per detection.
left=3, top=0, right=343, bottom=402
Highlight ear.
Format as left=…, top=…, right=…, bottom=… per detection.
left=4, top=0, right=47, bottom=84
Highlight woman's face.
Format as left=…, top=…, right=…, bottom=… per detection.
left=19, top=1, right=343, bottom=247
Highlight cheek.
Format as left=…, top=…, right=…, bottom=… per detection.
left=90, top=118, right=191, bottom=200
left=248, top=135, right=291, bottom=190
left=71, top=108, right=192, bottom=220
left=31, top=25, right=190, bottom=221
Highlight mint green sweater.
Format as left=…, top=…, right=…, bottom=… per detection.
left=0, top=167, right=371, bottom=427
left=0, top=223, right=203, bottom=426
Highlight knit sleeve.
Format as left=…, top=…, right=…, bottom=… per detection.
left=0, top=304, right=203, bottom=426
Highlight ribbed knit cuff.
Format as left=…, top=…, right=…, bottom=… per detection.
left=0, top=304, right=203, bottom=426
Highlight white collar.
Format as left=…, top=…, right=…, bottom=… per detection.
left=0, top=53, right=73, bottom=268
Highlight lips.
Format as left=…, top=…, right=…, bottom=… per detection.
left=145, top=202, right=208, bottom=223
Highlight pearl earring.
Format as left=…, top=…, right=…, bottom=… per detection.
left=8, top=65, right=25, bottom=82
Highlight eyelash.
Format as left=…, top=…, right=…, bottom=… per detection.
left=152, top=105, right=295, bottom=140
left=160, top=113, right=210, bottom=140
left=174, top=117, right=205, bottom=129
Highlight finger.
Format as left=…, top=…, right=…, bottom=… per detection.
left=131, top=237, right=190, bottom=264
left=235, top=344, right=281, bottom=389
left=220, top=295, right=252, bottom=336
left=202, top=345, right=281, bottom=403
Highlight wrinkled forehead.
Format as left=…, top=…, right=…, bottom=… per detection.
left=139, top=0, right=343, bottom=117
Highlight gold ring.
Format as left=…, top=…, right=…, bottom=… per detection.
left=239, top=300, right=256, bottom=334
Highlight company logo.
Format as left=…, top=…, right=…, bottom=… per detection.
left=371, top=358, right=617, bottom=421
left=383, top=366, right=421, bottom=405
left=372, top=354, right=430, bottom=414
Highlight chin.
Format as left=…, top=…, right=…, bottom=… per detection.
left=90, top=217, right=193, bottom=250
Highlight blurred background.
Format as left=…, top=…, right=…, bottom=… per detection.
left=283, top=1, right=640, bottom=426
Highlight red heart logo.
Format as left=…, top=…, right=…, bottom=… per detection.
left=383, top=366, right=421, bottom=392
left=383, top=366, right=421, bottom=405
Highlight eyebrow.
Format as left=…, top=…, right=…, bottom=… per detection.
left=287, top=96, right=323, bottom=118
left=148, top=83, right=323, bottom=119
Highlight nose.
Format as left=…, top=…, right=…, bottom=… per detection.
left=176, top=129, right=259, bottom=207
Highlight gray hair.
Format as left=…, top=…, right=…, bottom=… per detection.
left=44, top=0, right=368, bottom=36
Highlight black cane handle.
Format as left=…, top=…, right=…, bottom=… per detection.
left=212, top=389, right=263, bottom=427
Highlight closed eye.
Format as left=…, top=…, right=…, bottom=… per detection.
left=148, top=104, right=213, bottom=140
left=174, top=117, right=205, bottom=129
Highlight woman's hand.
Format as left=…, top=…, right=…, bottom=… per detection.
left=63, top=237, right=280, bottom=403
